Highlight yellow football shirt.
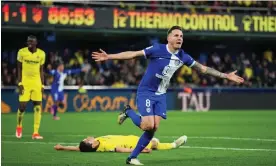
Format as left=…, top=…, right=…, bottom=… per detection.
left=17, top=47, right=45, bottom=85
left=96, top=135, right=152, bottom=152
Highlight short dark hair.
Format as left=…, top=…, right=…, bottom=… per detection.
left=58, top=61, right=64, bottom=66
left=79, top=141, right=97, bottom=152
left=27, top=35, right=37, bottom=41
left=167, top=26, right=182, bottom=35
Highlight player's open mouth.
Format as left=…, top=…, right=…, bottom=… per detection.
left=176, top=42, right=181, bottom=44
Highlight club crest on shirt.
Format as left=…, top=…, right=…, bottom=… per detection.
left=174, top=60, right=181, bottom=66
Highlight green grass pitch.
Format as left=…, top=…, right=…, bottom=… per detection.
left=2, top=111, right=276, bottom=166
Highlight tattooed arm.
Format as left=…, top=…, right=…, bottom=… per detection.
left=192, top=62, right=227, bottom=78
left=191, top=61, right=244, bottom=84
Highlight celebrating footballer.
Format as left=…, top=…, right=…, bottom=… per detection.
left=92, top=25, right=244, bottom=165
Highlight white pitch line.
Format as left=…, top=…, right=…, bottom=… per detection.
left=2, top=141, right=276, bottom=152
left=1, top=134, right=87, bottom=137
left=2, top=135, right=276, bottom=142
left=2, top=141, right=77, bottom=145
left=172, top=136, right=276, bottom=142
left=180, top=146, right=276, bottom=152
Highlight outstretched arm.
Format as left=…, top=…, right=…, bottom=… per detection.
left=92, top=49, right=144, bottom=61
left=54, top=144, right=80, bottom=151
left=191, top=61, right=244, bottom=84
left=64, top=69, right=82, bottom=75
left=115, top=146, right=152, bottom=153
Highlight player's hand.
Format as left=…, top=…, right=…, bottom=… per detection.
left=226, top=70, right=244, bottom=84
left=18, top=85, right=24, bottom=95
left=91, top=49, right=109, bottom=62
left=54, top=144, right=63, bottom=150
left=142, top=148, right=152, bottom=153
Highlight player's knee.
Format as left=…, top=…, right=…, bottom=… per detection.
left=153, top=124, right=159, bottom=131
left=19, top=104, right=26, bottom=112
left=140, top=116, right=155, bottom=131
left=141, top=123, right=155, bottom=131
left=33, top=101, right=41, bottom=105
left=147, top=125, right=155, bottom=131
left=58, top=102, right=64, bottom=108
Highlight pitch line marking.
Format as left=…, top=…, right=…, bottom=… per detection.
left=2, top=141, right=77, bottom=145
left=2, top=141, right=276, bottom=152
left=180, top=146, right=276, bottom=152
left=2, top=135, right=276, bottom=142
left=163, top=136, right=276, bottom=142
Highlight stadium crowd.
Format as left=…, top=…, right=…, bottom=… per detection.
left=2, top=44, right=275, bottom=88
left=117, top=0, right=276, bottom=14
left=2, top=1, right=275, bottom=88
left=12, top=1, right=276, bottom=14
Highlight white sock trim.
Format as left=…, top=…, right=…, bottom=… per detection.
left=172, top=142, right=176, bottom=148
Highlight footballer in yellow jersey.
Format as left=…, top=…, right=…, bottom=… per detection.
left=16, top=35, right=45, bottom=140
left=54, top=135, right=187, bottom=152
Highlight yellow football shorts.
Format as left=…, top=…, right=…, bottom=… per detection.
left=19, top=84, right=42, bottom=102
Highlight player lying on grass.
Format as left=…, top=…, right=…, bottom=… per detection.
left=54, top=135, right=187, bottom=153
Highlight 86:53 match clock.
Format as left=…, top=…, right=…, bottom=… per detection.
left=2, top=3, right=96, bottom=27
